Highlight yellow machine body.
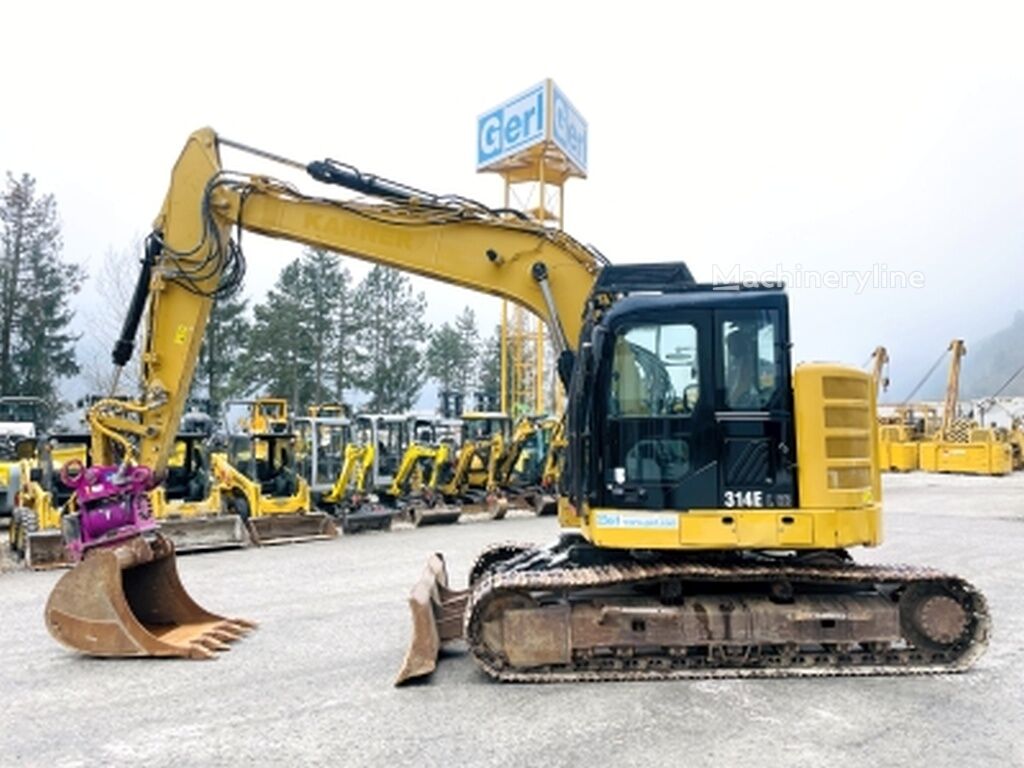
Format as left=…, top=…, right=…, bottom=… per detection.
left=567, top=364, right=882, bottom=551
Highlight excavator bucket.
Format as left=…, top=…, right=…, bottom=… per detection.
left=158, top=515, right=249, bottom=552
left=394, top=553, right=469, bottom=685
left=45, top=534, right=255, bottom=658
left=247, top=511, right=337, bottom=546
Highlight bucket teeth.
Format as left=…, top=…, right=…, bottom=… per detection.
left=210, top=627, right=244, bottom=642
left=198, top=635, right=233, bottom=652
left=187, top=644, right=217, bottom=660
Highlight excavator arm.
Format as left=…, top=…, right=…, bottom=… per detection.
left=92, top=128, right=603, bottom=483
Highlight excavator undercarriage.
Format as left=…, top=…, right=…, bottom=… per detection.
left=396, top=536, right=989, bottom=684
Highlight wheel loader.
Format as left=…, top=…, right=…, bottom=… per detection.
left=0, top=396, right=46, bottom=525
left=45, top=129, right=988, bottom=684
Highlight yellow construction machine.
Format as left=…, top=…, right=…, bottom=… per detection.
left=0, top=396, right=46, bottom=527
left=917, top=340, right=1013, bottom=476
left=212, top=400, right=336, bottom=544
left=45, top=129, right=989, bottom=681
left=147, top=431, right=248, bottom=552
left=496, top=415, right=563, bottom=515
left=350, top=413, right=460, bottom=527
left=869, top=347, right=921, bottom=473
left=8, top=433, right=90, bottom=568
left=295, top=413, right=396, bottom=532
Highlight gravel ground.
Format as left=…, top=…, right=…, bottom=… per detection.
left=0, top=474, right=1022, bottom=768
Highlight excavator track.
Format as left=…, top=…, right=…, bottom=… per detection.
left=462, top=541, right=990, bottom=683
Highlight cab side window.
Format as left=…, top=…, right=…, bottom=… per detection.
left=608, top=324, right=700, bottom=416
left=721, top=311, right=779, bottom=410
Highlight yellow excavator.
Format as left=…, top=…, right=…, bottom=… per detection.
left=918, top=340, right=1013, bottom=476
left=45, top=129, right=989, bottom=684
left=351, top=413, right=460, bottom=527
left=295, top=413, right=397, bottom=532
left=495, top=415, right=563, bottom=515
left=211, top=399, right=336, bottom=544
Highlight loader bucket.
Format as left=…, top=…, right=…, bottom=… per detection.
left=247, top=512, right=337, bottom=546
left=25, top=530, right=71, bottom=570
left=394, top=553, right=469, bottom=686
left=158, top=515, right=249, bottom=553
left=45, top=534, right=255, bottom=659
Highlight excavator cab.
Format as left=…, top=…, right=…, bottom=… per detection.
left=563, top=277, right=798, bottom=527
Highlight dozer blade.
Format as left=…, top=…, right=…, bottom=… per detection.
left=340, top=502, right=397, bottom=534
left=394, top=553, right=469, bottom=686
left=158, top=515, right=249, bottom=553
left=25, top=530, right=72, bottom=570
left=533, top=494, right=558, bottom=516
left=409, top=503, right=461, bottom=527
left=247, top=512, right=337, bottom=546
left=45, top=534, right=255, bottom=659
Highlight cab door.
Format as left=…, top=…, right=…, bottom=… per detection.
left=600, top=311, right=719, bottom=510
left=713, top=306, right=796, bottom=510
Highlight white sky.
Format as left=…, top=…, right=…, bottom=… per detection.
left=2, top=0, right=1022, bottom=403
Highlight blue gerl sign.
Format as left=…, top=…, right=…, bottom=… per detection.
left=476, top=81, right=546, bottom=169
left=476, top=80, right=588, bottom=176
left=551, top=84, right=587, bottom=174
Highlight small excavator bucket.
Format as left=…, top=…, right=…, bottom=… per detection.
left=45, top=535, right=255, bottom=658
left=25, top=530, right=70, bottom=570
left=158, top=515, right=249, bottom=553
left=394, top=553, right=469, bottom=685
left=247, top=511, right=337, bottom=546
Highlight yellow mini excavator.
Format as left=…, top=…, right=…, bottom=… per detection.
left=46, top=129, right=989, bottom=682
left=212, top=399, right=336, bottom=544
left=295, top=413, right=396, bottom=532
left=351, top=413, right=460, bottom=527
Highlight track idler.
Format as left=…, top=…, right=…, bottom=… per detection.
left=45, top=534, right=255, bottom=659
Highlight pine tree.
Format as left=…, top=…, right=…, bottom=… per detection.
left=453, top=306, right=480, bottom=395
left=427, top=323, right=463, bottom=396
left=0, top=173, right=83, bottom=410
left=352, top=266, right=428, bottom=411
left=477, top=325, right=509, bottom=411
left=427, top=306, right=481, bottom=401
left=234, top=248, right=354, bottom=412
left=196, top=292, right=250, bottom=413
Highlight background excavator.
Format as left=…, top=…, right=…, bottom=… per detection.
left=212, top=399, right=336, bottom=544
left=46, top=129, right=988, bottom=686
